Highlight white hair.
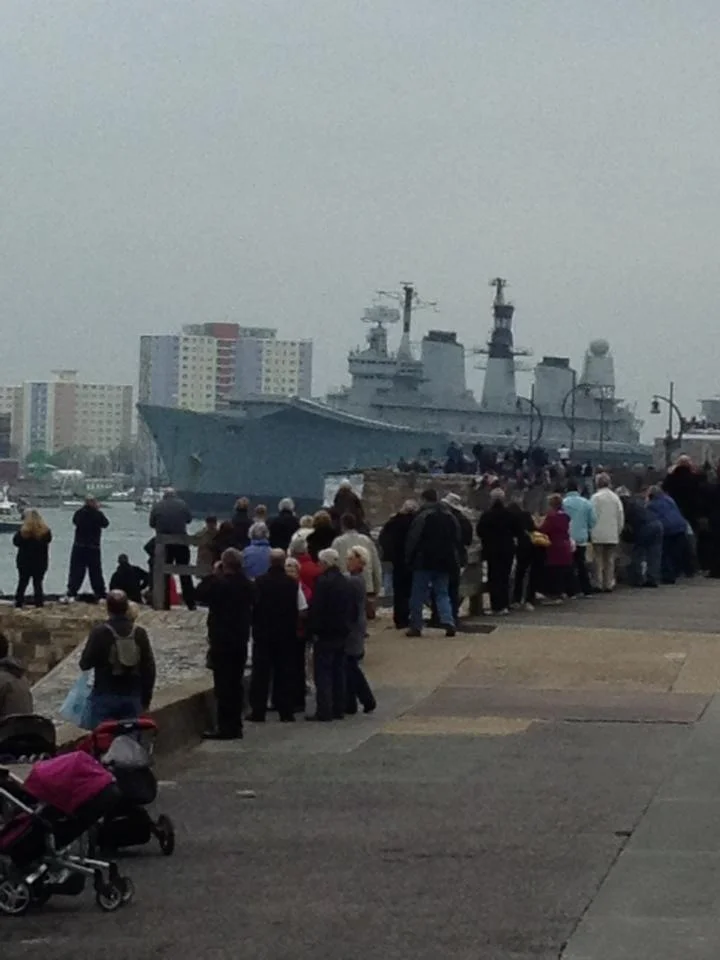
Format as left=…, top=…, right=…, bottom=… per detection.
left=289, top=537, right=309, bottom=557
left=347, top=545, right=370, bottom=566
left=278, top=497, right=295, bottom=512
left=249, top=522, right=269, bottom=540
left=318, top=547, right=340, bottom=568
left=489, top=487, right=505, bottom=502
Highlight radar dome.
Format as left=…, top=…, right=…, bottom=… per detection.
left=588, top=339, right=610, bottom=357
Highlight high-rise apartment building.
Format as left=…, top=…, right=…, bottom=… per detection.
left=0, top=372, right=133, bottom=458
left=139, top=334, right=217, bottom=412
left=234, top=336, right=312, bottom=398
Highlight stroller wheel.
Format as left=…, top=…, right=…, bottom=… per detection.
left=0, top=879, right=31, bottom=916
left=155, top=814, right=176, bottom=856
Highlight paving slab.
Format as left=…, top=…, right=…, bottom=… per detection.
left=409, top=685, right=710, bottom=723
left=563, top=916, right=720, bottom=960
left=629, top=799, right=720, bottom=852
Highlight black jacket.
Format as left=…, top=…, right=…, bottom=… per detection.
left=448, top=506, right=473, bottom=564
left=149, top=496, right=192, bottom=535
left=231, top=508, right=252, bottom=550
left=13, top=530, right=52, bottom=573
left=268, top=510, right=300, bottom=551
left=72, top=505, right=109, bottom=549
left=252, top=567, right=299, bottom=646
left=109, top=562, right=149, bottom=603
left=306, top=526, right=336, bottom=562
left=476, top=503, right=521, bottom=557
left=662, top=466, right=703, bottom=526
left=378, top=513, right=415, bottom=571
left=195, top=570, right=254, bottom=649
left=79, top=615, right=155, bottom=707
left=308, top=567, right=354, bottom=644
left=405, top=503, right=462, bottom=573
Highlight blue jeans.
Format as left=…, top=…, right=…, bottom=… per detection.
left=409, top=570, right=454, bottom=631
left=85, top=692, right=142, bottom=730
left=629, top=521, right=663, bottom=585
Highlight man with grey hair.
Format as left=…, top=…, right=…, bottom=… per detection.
left=590, top=473, right=625, bottom=591
left=269, top=498, right=300, bottom=551
left=307, top=548, right=353, bottom=721
left=149, top=486, right=195, bottom=610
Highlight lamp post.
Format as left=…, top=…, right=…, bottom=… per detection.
left=650, top=381, right=684, bottom=468
left=515, top=386, right=544, bottom=449
left=561, top=381, right=612, bottom=458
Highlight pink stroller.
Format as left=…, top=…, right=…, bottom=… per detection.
left=0, top=752, right=135, bottom=914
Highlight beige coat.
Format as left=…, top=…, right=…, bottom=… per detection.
left=331, top=531, right=382, bottom=595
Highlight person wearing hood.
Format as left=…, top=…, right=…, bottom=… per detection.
left=109, top=553, right=149, bottom=603
left=0, top=632, right=33, bottom=719
left=242, top=522, right=272, bottom=579
left=269, top=498, right=300, bottom=551
left=65, top=496, right=109, bottom=602
left=231, top=497, right=253, bottom=550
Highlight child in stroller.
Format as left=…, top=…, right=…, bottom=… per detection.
left=0, top=751, right=134, bottom=914
left=77, top=717, right=175, bottom=856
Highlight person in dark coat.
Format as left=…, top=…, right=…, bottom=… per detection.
left=476, top=489, right=521, bottom=615
left=195, top=548, right=255, bottom=740
left=332, top=480, right=367, bottom=533
left=109, top=554, right=149, bottom=603
left=621, top=492, right=663, bottom=588
left=705, top=468, right=720, bottom=578
left=149, top=488, right=196, bottom=610
left=248, top=549, right=304, bottom=723
left=306, top=510, right=337, bottom=561
left=307, top=548, right=354, bottom=721
left=538, top=494, right=575, bottom=601
left=231, top=497, right=253, bottom=550
left=378, top=500, right=418, bottom=629
left=211, top=520, right=238, bottom=561
left=268, top=498, right=300, bottom=551
left=646, top=485, right=690, bottom=584
left=0, top=632, right=33, bottom=718
left=437, top=493, right=473, bottom=623
left=13, top=509, right=52, bottom=608
left=345, top=546, right=377, bottom=715
left=662, top=457, right=701, bottom=574
left=507, top=501, right=541, bottom=609
left=405, top=489, right=462, bottom=637
left=79, top=590, right=156, bottom=728
left=66, top=497, right=109, bottom=601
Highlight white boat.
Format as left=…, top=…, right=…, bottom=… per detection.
left=0, top=488, right=22, bottom=533
left=109, top=489, right=134, bottom=502
left=134, top=487, right=161, bottom=510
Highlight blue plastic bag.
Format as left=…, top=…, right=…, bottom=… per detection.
left=59, top=672, right=93, bottom=729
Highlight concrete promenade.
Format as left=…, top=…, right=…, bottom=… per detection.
left=3, top=579, right=720, bottom=958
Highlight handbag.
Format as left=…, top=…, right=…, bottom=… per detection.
left=530, top=531, right=550, bottom=548
left=59, top=671, right=94, bottom=729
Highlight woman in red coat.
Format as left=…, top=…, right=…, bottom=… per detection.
left=539, top=494, right=576, bottom=602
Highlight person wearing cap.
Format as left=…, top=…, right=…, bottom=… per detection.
left=438, top=493, right=473, bottom=623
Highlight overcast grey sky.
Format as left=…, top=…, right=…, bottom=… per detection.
left=2, top=0, right=718, bottom=431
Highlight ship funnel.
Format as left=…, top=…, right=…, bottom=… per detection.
left=398, top=283, right=414, bottom=359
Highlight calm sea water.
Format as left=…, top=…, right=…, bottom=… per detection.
left=0, top=504, right=208, bottom=597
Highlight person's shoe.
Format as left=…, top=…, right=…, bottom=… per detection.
left=643, top=580, right=659, bottom=588
left=305, top=714, right=332, bottom=722
left=345, top=706, right=358, bottom=716
left=510, top=602, right=521, bottom=610
left=581, top=593, right=593, bottom=598
left=406, top=628, right=422, bottom=637
left=14, top=602, right=23, bottom=609
left=542, top=598, right=563, bottom=606
left=523, top=602, right=535, bottom=611
left=363, top=702, right=377, bottom=714
left=246, top=713, right=266, bottom=723
left=332, top=713, right=345, bottom=720
left=493, top=608, right=510, bottom=616
left=444, top=624, right=457, bottom=637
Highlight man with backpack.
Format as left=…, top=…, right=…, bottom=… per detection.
left=79, top=590, right=156, bottom=728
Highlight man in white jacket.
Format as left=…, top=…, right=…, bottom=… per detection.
left=590, top=473, right=625, bottom=591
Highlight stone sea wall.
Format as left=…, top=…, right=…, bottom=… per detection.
left=0, top=605, right=106, bottom=684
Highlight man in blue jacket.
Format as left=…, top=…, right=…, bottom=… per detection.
left=646, top=486, right=690, bottom=584
left=562, top=480, right=596, bottom=596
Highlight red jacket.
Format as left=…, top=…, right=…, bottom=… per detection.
left=540, top=510, right=573, bottom=567
left=297, top=555, right=322, bottom=600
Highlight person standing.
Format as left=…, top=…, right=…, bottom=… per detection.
left=242, top=522, right=272, bottom=579
left=79, top=590, right=156, bottom=728
left=621, top=491, right=663, bottom=588
left=345, top=546, right=377, bottom=715
left=307, top=548, right=353, bottom=721
left=476, top=488, right=519, bottom=615
left=65, top=496, right=109, bottom=602
left=646, top=486, right=690, bottom=584
left=562, top=479, right=596, bottom=596
left=268, top=498, right=300, bottom=551
left=248, top=550, right=304, bottom=723
left=539, top=494, right=575, bottom=601
left=231, top=497, right=253, bottom=550
left=378, top=500, right=418, bottom=629
left=195, top=548, right=255, bottom=740
left=439, top=494, right=473, bottom=623
left=13, top=509, right=52, bottom=608
left=306, top=510, right=337, bottom=561
left=507, top=500, right=541, bottom=610
left=332, top=513, right=382, bottom=606
left=195, top=516, right=219, bottom=576
left=405, top=489, right=462, bottom=637
left=590, top=473, right=625, bottom=592
left=149, top=487, right=196, bottom=610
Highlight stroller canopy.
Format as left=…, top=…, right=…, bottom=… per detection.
left=24, top=752, right=115, bottom=815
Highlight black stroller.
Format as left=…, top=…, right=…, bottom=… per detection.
left=77, top=717, right=175, bottom=856
left=0, top=714, right=56, bottom=765
left=0, top=752, right=134, bottom=914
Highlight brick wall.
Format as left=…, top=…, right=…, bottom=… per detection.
left=0, top=607, right=105, bottom=685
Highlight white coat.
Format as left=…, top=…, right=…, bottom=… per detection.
left=590, top=488, right=625, bottom=545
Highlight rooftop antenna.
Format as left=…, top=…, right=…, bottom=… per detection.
left=376, top=283, right=438, bottom=359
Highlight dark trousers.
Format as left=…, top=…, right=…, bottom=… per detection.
left=545, top=564, right=576, bottom=598
left=662, top=532, right=688, bottom=583
left=15, top=568, right=45, bottom=607
left=67, top=545, right=106, bottom=598
left=392, top=567, right=412, bottom=628
left=212, top=645, right=247, bottom=737
left=346, top=654, right=376, bottom=714
left=163, top=544, right=196, bottom=610
left=313, top=641, right=346, bottom=720
left=513, top=550, right=542, bottom=605
left=249, top=640, right=297, bottom=720
left=486, top=551, right=513, bottom=613
left=572, top=545, right=593, bottom=595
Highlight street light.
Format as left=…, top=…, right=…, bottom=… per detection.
left=515, top=387, right=544, bottom=450
left=561, top=381, right=613, bottom=457
left=650, top=381, right=684, bottom=468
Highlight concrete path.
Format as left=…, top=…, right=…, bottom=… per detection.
left=3, top=578, right=720, bottom=959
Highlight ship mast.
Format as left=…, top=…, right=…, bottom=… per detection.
left=397, top=283, right=414, bottom=359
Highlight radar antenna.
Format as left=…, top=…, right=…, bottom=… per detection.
left=375, top=283, right=438, bottom=359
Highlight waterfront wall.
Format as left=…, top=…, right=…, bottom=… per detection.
left=0, top=606, right=105, bottom=684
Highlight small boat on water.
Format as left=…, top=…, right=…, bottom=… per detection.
left=0, top=488, right=23, bottom=534
left=134, top=487, right=161, bottom=511
left=109, top=489, right=134, bottom=502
